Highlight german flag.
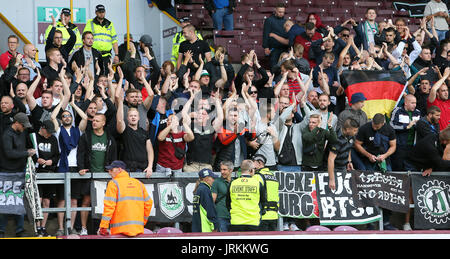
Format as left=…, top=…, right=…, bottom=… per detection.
left=341, top=70, right=406, bottom=119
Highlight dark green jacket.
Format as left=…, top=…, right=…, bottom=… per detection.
left=301, top=126, right=337, bottom=167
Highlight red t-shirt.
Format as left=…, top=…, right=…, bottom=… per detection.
left=427, top=97, right=450, bottom=130
left=157, top=131, right=186, bottom=170
left=294, top=32, right=322, bottom=68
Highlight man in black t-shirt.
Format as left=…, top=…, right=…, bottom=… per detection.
left=354, top=113, right=397, bottom=171
left=176, top=24, right=211, bottom=73
left=116, top=87, right=154, bottom=177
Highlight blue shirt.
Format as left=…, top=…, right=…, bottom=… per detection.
left=214, top=0, right=229, bottom=9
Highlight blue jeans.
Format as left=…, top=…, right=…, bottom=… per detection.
left=212, top=8, right=234, bottom=31
left=0, top=214, right=24, bottom=234
left=217, top=218, right=230, bottom=232
left=436, top=29, right=448, bottom=42
left=277, top=165, right=302, bottom=173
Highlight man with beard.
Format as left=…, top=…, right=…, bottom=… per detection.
left=115, top=86, right=154, bottom=177
left=50, top=95, right=88, bottom=235
left=416, top=105, right=441, bottom=142
left=0, top=93, right=27, bottom=135
left=337, top=92, right=368, bottom=131
left=427, top=67, right=450, bottom=130
left=69, top=31, right=104, bottom=77
left=317, top=93, right=337, bottom=131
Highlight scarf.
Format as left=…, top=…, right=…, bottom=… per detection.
left=58, top=126, right=80, bottom=172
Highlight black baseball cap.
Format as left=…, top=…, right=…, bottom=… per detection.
left=95, top=4, right=106, bottom=12
left=41, top=120, right=56, bottom=134
left=179, top=17, right=191, bottom=23
left=61, top=8, right=71, bottom=16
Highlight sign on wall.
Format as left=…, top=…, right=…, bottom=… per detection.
left=36, top=6, right=86, bottom=45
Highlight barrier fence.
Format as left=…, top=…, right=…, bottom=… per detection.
left=28, top=171, right=450, bottom=235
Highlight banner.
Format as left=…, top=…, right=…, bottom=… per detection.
left=411, top=175, right=450, bottom=230
left=0, top=172, right=26, bottom=215
left=24, top=156, right=43, bottom=233
left=315, top=172, right=381, bottom=225
left=92, top=177, right=197, bottom=222
left=276, top=171, right=319, bottom=219
left=351, top=171, right=410, bottom=213
left=341, top=70, right=406, bottom=119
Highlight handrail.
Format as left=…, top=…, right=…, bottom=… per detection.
left=0, top=12, right=38, bottom=60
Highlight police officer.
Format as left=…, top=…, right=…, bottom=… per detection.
left=192, top=168, right=219, bottom=233
left=83, top=4, right=119, bottom=73
left=226, top=159, right=266, bottom=232
left=252, top=154, right=280, bottom=231
left=44, top=8, right=82, bottom=55
left=171, top=17, right=203, bottom=66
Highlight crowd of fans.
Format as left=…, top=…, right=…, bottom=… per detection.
left=1, top=0, right=450, bottom=236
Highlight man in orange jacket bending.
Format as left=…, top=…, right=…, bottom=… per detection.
left=98, top=160, right=153, bottom=237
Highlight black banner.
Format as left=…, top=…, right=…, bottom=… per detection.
left=0, top=172, right=26, bottom=215
left=411, top=175, right=450, bottom=230
left=315, top=172, right=381, bottom=225
left=92, top=177, right=197, bottom=222
left=276, top=171, right=319, bottom=219
left=351, top=171, right=410, bottom=213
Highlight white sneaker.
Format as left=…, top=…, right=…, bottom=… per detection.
left=80, top=227, right=88, bottom=236
left=403, top=223, right=412, bottom=231
left=289, top=223, right=300, bottom=231
left=283, top=223, right=290, bottom=231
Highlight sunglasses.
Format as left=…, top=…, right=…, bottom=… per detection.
left=249, top=91, right=258, bottom=95
left=62, top=114, right=72, bottom=118
left=342, top=34, right=350, bottom=37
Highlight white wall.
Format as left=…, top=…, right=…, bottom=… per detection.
left=0, top=0, right=179, bottom=64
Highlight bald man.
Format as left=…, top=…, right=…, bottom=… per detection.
left=22, top=44, right=41, bottom=80
left=389, top=94, right=422, bottom=171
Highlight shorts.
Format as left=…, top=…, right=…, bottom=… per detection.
left=71, top=179, right=91, bottom=200
left=38, top=184, right=64, bottom=200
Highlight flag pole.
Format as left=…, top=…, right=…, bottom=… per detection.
left=126, top=0, right=130, bottom=50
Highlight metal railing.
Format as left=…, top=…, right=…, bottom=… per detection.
left=35, top=170, right=439, bottom=235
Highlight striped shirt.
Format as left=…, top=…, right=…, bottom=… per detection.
left=329, top=129, right=354, bottom=168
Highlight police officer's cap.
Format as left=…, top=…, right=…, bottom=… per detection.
left=252, top=154, right=267, bottom=165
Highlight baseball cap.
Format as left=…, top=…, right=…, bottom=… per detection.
left=95, top=4, right=106, bottom=12
left=41, top=120, right=56, bottom=134
left=105, top=160, right=127, bottom=171
left=139, top=34, right=153, bottom=46
left=198, top=168, right=218, bottom=179
left=61, top=8, right=71, bottom=16
left=350, top=92, right=367, bottom=104
left=252, top=154, right=267, bottom=165
left=200, top=70, right=210, bottom=77
left=13, top=112, right=32, bottom=129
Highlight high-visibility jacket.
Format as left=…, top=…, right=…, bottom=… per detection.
left=228, top=175, right=265, bottom=227
left=192, top=181, right=218, bottom=232
left=83, top=17, right=117, bottom=57
left=254, top=168, right=279, bottom=221
left=44, top=21, right=82, bottom=54
left=171, top=30, right=203, bottom=66
left=100, top=170, right=153, bottom=236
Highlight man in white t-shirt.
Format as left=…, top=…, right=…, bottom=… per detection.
left=424, top=0, right=450, bottom=41
left=51, top=98, right=88, bottom=235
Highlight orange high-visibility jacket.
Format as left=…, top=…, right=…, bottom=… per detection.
left=100, top=170, right=153, bottom=236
